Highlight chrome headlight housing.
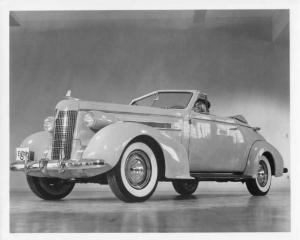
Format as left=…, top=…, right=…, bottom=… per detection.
left=43, top=116, right=54, bottom=132
left=84, top=111, right=116, bottom=130
left=83, top=112, right=96, bottom=128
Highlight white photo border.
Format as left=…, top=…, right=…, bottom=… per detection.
left=1, top=0, right=299, bottom=240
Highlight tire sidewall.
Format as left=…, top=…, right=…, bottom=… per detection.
left=120, top=142, right=158, bottom=198
left=255, top=156, right=272, bottom=192
left=26, top=175, right=74, bottom=200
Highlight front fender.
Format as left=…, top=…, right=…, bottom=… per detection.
left=20, top=131, right=52, bottom=161
left=243, top=140, right=284, bottom=177
left=82, top=122, right=193, bottom=179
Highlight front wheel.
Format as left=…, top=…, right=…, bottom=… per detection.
left=246, top=156, right=272, bottom=196
left=26, top=176, right=75, bottom=200
left=107, top=142, right=159, bottom=202
left=172, top=179, right=198, bottom=195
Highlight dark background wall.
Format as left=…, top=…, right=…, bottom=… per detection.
left=10, top=10, right=289, bottom=190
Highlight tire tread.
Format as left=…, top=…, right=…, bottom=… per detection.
left=26, top=175, right=75, bottom=200
left=172, top=180, right=198, bottom=195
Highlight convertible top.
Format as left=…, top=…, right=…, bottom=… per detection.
left=230, top=115, right=248, bottom=124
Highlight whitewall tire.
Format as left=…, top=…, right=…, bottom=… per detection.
left=107, top=142, right=159, bottom=202
left=246, top=156, right=272, bottom=196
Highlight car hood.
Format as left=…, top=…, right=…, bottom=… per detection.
left=55, top=98, right=185, bottom=118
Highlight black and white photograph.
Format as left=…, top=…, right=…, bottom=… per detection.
left=1, top=0, right=299, bottom=238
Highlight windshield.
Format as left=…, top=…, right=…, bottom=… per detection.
left=132, top=92, right=193, bottom=109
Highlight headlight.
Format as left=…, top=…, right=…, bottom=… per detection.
left=43, top=116, right=54, bottom=132
left=84, top=111, right=116, bottom=130
left=83, top=112, right=96, bottom=128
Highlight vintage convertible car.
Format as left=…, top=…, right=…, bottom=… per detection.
left=11, top=90, right=288, bottom=202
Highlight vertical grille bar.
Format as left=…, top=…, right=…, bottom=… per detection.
left=51, top=110, right=77, bottom=160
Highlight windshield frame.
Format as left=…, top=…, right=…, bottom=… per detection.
left=130, top=90, right=195, bottom=110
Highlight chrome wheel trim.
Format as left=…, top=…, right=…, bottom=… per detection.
left=257, top=161, right=268, bottom=187
left=120, top=142, right=158, bottom=197
left=125, top=150, right=152, bottom=190
left=255, top=157, right=271, bottom=192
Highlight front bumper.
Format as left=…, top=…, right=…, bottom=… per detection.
left=10, top=159, right=111, bottom=179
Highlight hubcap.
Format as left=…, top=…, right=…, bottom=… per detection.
left=257, top=160, right=268, bottom=187
left=125, top=150, right=152, bottom=190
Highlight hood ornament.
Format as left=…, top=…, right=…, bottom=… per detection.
left=64, top=89, right=79, bottom=101
left=66, top=90, right=72, bottom=97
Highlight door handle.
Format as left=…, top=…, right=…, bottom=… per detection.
left=229, top=127, right=238, bottom=130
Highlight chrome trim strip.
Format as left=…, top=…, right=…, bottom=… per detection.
left=121, top=121, right=182, bottom=131
left=191, top=116, right=251, bottom=128
left=124, top=121, right=172, bottom=129
left=157, top=128, right=182, bottom=131
left=79, top=109, right=183, bottom=119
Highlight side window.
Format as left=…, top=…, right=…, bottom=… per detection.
left=193, top=99, right=209, bottom=114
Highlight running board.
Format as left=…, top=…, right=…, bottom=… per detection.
left=190, top=172, right=251, bottom=182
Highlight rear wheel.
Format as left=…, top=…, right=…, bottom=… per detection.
left=172, top=179, right=198, bottom=195
left=246, top=156, right=272, bottom=196
left=26, top=175, right=75, bottom=200
left=107, top=142, right=158, bottom=202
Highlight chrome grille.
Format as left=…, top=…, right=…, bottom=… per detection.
left=51, top=110, right=77, bottom=160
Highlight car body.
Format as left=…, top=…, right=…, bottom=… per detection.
left=11, top=90, right=287, bottom=202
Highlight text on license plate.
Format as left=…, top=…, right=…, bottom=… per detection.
left=16, top=147, right=30, bottom=161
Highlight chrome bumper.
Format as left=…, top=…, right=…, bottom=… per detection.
left=10, top=159, right=111, bottom=179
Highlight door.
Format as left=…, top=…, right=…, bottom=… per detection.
left=189, top=111, right=248, bottom=172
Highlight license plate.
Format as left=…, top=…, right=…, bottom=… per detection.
left=16, top=147, right=30, bottom=161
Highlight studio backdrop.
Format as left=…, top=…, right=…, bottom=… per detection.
left=10, top=10, right=289, bottom=191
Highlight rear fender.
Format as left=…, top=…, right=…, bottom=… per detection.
left=82, top=122, right=193, bottom=179
left=244, top=140, right=284, bottom=177
left=20, top=131, right=52, bottom=161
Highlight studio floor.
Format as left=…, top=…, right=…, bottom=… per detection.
left=10, top=184, right=290, bottom=233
